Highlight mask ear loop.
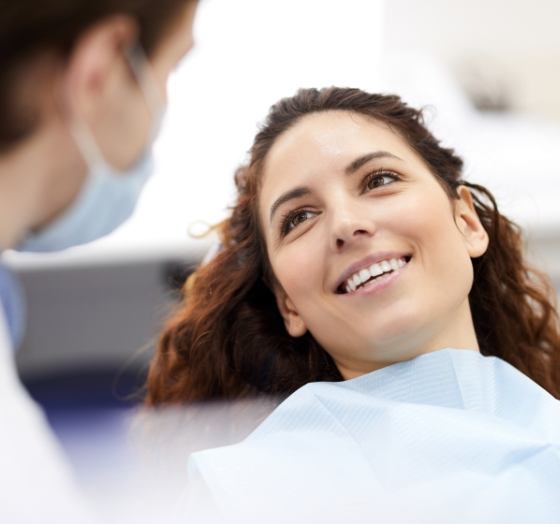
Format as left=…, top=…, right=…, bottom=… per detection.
left=125, top=44, right=165, bottom=139
left=68, top=115, right=105, bottom=172
left=67, top=45, right=161, bottom=174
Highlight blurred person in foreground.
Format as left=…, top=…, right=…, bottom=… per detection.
left=146, top=87, right=560, bottom=523
left=0, top=0, right=198, bottom=521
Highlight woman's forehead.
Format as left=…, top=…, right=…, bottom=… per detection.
left=270, top=111, right=395, bottom=156
left=259, top=111, right=418, bottom=193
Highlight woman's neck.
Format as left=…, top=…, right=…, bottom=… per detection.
left=336, top=300, right=481, bottom=380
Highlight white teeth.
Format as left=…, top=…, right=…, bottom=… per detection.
left=359, top=268, right=370, bottom=282
left=369, top=263, right=383, bottom=277
left=342, top=256, right=409, bottom=294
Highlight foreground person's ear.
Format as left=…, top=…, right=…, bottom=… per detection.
left=274, top=287, right=308, bottom=337
left=64, top=15, right=138, bottom=119
left=454, top=185, right=489, bottom=258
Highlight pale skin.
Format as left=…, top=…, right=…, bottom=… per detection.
left=258, top=111, right=489, bottom=379
left=0, top=1, right=197, bottom=250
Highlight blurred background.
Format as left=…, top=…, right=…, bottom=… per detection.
left=2, top=0, right=559, bottom=472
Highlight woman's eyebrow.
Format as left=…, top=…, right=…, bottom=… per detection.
left=344, top=151, right=403, bottom=175
left=269, top=186, right=311, bottom=223
left=269, top=151, right=402, bottom=223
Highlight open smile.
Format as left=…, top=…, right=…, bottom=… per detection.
left=335, top=255, right=412, bottom=295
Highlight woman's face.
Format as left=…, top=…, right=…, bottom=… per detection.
left=258, top=111, right=488, bottom=378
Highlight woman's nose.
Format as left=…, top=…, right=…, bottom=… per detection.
left=330, top=207, right=376, bottom=251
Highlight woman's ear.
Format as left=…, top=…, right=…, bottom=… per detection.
left=454, top=185, right=489, bottom=258
left=274, top=286, right=308, bottom=337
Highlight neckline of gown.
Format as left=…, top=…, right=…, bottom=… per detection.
left=312, top=348, right=515, bottom=412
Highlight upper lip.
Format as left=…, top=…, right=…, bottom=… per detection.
left=333, top=251, right=412, bottom=293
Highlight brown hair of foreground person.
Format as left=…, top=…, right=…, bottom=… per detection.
left=0, top=0, right=196, bottom=152
left=146, top=87, right=560, bottom=404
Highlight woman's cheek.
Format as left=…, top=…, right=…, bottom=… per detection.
left=285, top=241, right=320, bottom=296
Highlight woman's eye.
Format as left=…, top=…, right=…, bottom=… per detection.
left=363, top=170, right=399, bottom=192
left=281, top=209, right=317, bottom=236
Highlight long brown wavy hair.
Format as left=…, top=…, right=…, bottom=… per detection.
left=146, top=87, right=560, bottom=405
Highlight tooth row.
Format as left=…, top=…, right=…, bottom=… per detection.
left=345, top=257, right=407, bottom=293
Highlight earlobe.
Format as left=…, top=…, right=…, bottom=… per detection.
left=455, top=185, right=489, bottom=258
left=274, top=286, right=308, bottom=338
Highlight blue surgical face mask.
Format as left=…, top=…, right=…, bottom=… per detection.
left=18, top=45, right=165, bottom=253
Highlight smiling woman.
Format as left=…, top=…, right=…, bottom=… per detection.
left=259, top=110, right=491, bottom=379
left=146, top=87, right=560, bottom=402
left=145, top=87, right=560, bottom=521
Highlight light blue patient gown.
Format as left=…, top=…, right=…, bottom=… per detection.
left=185, top=348, right=560, bottom=523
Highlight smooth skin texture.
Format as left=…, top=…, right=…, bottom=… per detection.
left=259, top=111, right=489, bottom=379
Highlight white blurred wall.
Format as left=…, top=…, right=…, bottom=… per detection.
left=384, top=0, right=560, bottom=120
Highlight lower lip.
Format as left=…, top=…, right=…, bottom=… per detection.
left=342, top=260, right=410, bottom=298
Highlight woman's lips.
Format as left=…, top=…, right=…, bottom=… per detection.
left=335, top=255, right=412, bottom=294
left=345, top=265, right=404, bottom=297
